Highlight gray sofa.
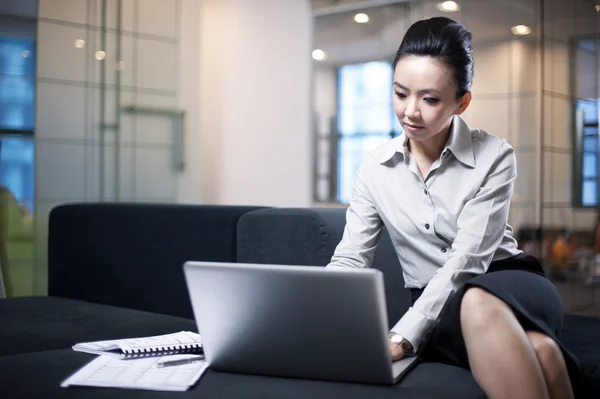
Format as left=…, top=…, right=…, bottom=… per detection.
left=1, top=203, right=598, bottom=398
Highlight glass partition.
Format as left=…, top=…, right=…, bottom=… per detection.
left=312, top=0, right=600, bottom=315
left=0, top=0, right=184, bottom=297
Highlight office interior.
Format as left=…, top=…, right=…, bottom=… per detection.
left=0, top=0, right=599, bottom=316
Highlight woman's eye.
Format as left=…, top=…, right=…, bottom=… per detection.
left=394, top=92, right=406, bottom=99
left=424, top=98, right=439, bottom=104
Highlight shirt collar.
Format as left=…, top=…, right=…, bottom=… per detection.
left=378, top=115, right=475, bottom=168
left=444, top=115, right=475, bottom=168
left=378, top=134, right=408, bottom=164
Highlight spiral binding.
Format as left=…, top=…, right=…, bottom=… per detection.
left=122, top=343, right=203, bottom=359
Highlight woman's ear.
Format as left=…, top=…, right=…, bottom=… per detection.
left=455, top=91, right=472, bottom=115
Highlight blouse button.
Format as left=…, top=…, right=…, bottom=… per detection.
left=423, top=189, right=428, bottom=195
left=441, top=247, right=447, bottom=253
left=425, top=224, right=430, bottom=230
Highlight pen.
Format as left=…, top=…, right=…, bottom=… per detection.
left=157, top=356, right=205, bottom=368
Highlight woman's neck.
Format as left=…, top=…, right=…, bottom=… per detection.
left=408, top=121, right=452, bottom=162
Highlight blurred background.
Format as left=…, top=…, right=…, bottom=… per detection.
left=0, top=0, right=598, bottom=316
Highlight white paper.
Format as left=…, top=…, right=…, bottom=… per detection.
left=61, top=354, right=208, bottom=392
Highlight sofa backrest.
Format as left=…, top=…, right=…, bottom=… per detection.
left=48, top=203, right=266, bottom=318
left=236, top=207, right=411, bottom=328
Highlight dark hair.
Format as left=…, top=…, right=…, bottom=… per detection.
left=392, top=17, right=474, bottom=98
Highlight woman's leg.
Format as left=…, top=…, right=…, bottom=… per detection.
left=526, top=331, right=574, bottom=399
left=460, top=287, right=549, bottom=399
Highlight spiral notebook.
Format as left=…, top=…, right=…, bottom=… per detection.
left=72, top=331, right=203, bottom=359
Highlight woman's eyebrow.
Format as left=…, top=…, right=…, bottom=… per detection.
left=393, top=82, right=441, bottom=95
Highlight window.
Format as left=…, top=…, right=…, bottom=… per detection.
left=575, top=99, right=599, bottom=207
left=336, top=61, right=402, bottom=203
left=0, top=35, right=35, bottom=212
left=571, top=37, right=600, bottom=208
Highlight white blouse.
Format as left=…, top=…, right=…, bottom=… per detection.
left=327, top=115, right=522, bottom=351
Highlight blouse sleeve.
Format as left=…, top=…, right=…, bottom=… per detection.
left=327, top=159, right=384, bottom=269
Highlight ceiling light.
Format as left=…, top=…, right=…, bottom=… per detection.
left=75, top=39, right=85, bottom=48
left=511, top=25, right=531, bottom=36
left=312, top=49, right=326, bottom=61
left=354, top=13, right=369, bottom=23
left=95, top=50, right=106, bottom=60
left=596, top=4, right=600, bottom=11
left=437, top=1, right=460, bottom=12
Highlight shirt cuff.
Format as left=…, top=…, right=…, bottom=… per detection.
left=390, top=307, right=435, bottom=353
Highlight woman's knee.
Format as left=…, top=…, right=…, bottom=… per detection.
left=526, top=331, right=563, bottom=374
left=460, top=287, right=510, bottom=329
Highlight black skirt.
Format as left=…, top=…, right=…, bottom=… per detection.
left=411, top=254, right=583, bottom=397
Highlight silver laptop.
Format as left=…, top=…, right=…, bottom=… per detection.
left=183, top=261, right=419, bottom=385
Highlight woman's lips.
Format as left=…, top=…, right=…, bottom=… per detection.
left=403, top=123, right=424, bottom=133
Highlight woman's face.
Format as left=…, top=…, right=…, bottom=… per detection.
left=392, top=55, right=470, bottom=142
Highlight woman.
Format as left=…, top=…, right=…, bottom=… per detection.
left=326, top=17, right=580, bottom=399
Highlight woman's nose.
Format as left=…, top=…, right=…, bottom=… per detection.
left=405, top=99, right=420, bottom=118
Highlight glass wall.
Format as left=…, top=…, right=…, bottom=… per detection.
left=314, top=0, right=541, bottom=234
left=541, top=0, right=598, bottom=225
left=312, top=0, right=600, bottom=315
left=31, top=0, right=183, bottom=295
left=0, top=0, right=185, bottom=297
left=541, top=0, right=600, bottom=315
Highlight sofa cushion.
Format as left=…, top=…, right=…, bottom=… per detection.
left=237, top=207, right=411, bottom=328
left=49, top=203, right=266, bottom=318
left=560, top=314, right=600, bottom=366
left=560, top=314, right=600, bottom=396
left=0, top=349, right=485, bottom=399
left=0, top=296, right=196, bottom=357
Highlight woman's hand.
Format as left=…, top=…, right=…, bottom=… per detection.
left=389, top=338, right=405, bottom=361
